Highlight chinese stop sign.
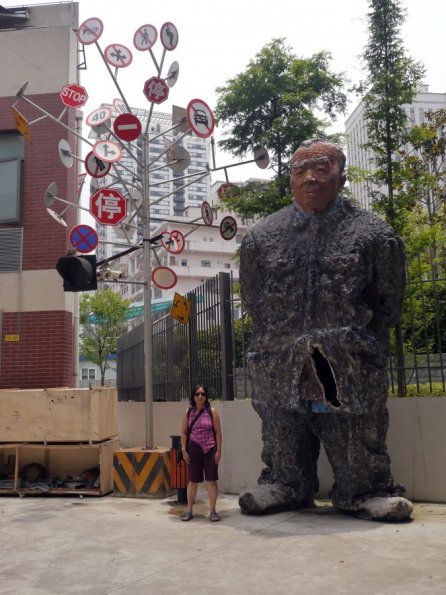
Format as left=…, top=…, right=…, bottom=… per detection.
left=143, top=76, right=169, bottom=104
left=60, top=83, right=88, bottom=108
left=90, top=188, right=127, bottom=226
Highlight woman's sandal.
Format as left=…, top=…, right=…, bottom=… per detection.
left=209, top=512, right=220, bottom=522
left=181, top=511, right=193, bottom=521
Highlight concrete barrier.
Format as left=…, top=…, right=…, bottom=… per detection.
left=118, top=397, right=446, bottom=502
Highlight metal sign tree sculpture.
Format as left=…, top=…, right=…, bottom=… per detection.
left=11, top=16, right=270, bottom=450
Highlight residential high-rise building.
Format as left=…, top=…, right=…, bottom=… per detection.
left=345, top=85, right=446, bottom=210
left=95, top=107, right=210, bottom=266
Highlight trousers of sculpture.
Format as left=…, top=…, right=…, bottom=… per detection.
left=252, top=397, right=404, bottom=510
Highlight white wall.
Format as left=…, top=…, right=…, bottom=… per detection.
left=118, top=397, right=446, bottom=502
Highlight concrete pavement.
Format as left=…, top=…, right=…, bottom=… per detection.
left=1, top=490, right=446, bottom=594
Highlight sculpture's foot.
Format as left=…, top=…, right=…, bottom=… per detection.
left=341, top=496, right=413, bottom=522
left=239, top=483, right=313, bottom=515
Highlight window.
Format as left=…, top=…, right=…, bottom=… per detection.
left=81, top=368, right=96, bottom=380
left=201, top=260, right=211, bottom=268
left=181, top=259, right=188, bottom=266
left=224, top=263, right=231, bottom=269
left=0, top=133, right=24, bottom=223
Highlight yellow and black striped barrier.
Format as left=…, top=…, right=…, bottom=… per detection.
left=113, top=447, right=173, bottom=498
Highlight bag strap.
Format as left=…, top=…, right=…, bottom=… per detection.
left=186, top=407, right=205, bottom=443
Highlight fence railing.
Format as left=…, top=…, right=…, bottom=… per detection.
left=118, top=244, right=446, bottom=400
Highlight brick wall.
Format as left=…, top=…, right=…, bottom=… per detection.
left=0, top=310, right=73, bottom=389
left=0, top=92, right=77, bottom=388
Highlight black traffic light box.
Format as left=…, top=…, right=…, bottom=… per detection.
left=56, top=254, right=98, bottom=292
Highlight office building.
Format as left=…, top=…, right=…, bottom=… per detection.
left=345, top=85, right=446, bottom=210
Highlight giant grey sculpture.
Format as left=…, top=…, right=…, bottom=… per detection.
left=239, top=139, right=413, bottom=521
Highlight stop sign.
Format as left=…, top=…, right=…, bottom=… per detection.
left=143, top=76, right=169, bottom=104
left=90, top=188, right=127, bottom=226
left=60, top=83, right=89, bottom=108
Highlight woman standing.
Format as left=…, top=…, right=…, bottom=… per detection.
left=180, top=385, right=222, bottom=522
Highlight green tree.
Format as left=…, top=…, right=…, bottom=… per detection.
left=80, top=288, right=130, bottom=386
left=358, top=0, right=425, bottom=231
left=215, top=38, right=347, bottom=213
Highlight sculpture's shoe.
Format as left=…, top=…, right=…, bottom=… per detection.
left=348, top=496, right=414, bottom=522
left=239, top=483, right=312, bottom=515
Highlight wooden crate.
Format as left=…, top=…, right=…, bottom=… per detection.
left=0, top=387, right=117, bottom=443
left=0, top=438, right=119, bottom=496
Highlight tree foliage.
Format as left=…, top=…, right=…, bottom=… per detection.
left=215, top=38, right=347, bottom=205
left=80, top=288, right=130, bottom=386
left=357, top=0, right=425, bottom=230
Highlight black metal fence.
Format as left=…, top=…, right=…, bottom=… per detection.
left=118, top=244, right=446, bottom=401
left=117, top=272, right=234, bottom=401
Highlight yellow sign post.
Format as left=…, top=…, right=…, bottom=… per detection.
left=170, top=292, right=191, bottom=325
left=12, top=106, right=31, bottom=142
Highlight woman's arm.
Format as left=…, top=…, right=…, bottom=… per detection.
left=180, top=409, right=190, bottom=464
left=212, top=407, right=222, bottom=464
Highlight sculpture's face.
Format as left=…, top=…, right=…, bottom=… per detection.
left=290, top=144, right=346, bottom=215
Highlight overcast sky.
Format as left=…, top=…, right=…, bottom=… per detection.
left=4, top=0, right=445, bottom=187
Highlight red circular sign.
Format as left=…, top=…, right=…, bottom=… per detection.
left=70, top=224, right=98, bottom=253
left=60, top=83, right=88, bottom=108
left=113, top=113, right=142, bottom=142
left=201, top=201, right=213, bottom=226
left=152, top=266, right=177, bottom=289
left=84, top=151, right=111, bottom=179
left=220, top=216, right=237, bottom=240
left=90, top=188, right=127, bottom=226
left=186, top=98, right=215, bottom=138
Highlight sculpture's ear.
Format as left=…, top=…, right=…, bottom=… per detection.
left=338, top=172, right=347, bottom=191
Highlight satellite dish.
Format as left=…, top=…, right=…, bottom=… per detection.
left=90, top=177, right=100, bottom=194
left=168, top=146, right=190, bottom=174
left=254, top=146, right=270, bottom=170
left=44, top=182, right=59, bottom=207
left=46, top=207, right=67, bottom=227
left=172, top=105, right=190, bottom=135
left=58, top=139, right=74, bottom=168
left=15, top=81, right=29, bottom=98
left=166, top=61, right=180, bottom=88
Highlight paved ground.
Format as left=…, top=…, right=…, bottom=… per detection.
left=1, top=490, right=446, bottom=595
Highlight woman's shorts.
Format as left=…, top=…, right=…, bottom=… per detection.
left=187, top=441, right=218, bottom=483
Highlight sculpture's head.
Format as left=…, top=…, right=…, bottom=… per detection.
left=290, top=139, right=346, bottom=215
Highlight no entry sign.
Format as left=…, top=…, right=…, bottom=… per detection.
left=113, top=113, right=142, bottom=141
left=70, top=224, right=98, bottom=253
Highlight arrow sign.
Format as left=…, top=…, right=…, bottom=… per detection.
left=93, top=140, right=123, bottom=163
left=104, top=43, right=133, bottom=68
left=160, top=22, right=179, bottom=50
left=113, top=113, right=142, bottom=142
left=70, top=224, right=98, bottom=253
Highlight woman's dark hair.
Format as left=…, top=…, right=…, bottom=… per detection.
left=188, top=384, right=210, bottom=408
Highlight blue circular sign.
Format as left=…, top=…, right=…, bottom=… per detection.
left=70, top=224, right=98, bottom=253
